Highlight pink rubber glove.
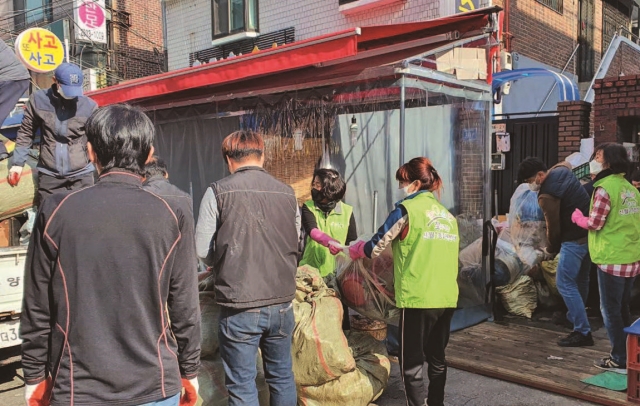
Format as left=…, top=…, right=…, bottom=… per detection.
left=310, top=228, right=339, bottom=247
left=571, top=208, right=589, bottom=230
left=349, top=240, right=367, bottom=261
left=328, top=243, right=342, bottom=256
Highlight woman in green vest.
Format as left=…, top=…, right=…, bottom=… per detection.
left=300, top=168, right=357, bottom=328
left=572, top=143, right=640, bottom=372
left=349, top=157, right=459, bottom=406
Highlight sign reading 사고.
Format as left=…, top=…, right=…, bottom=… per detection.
left=14, top=28, right=65, bottom=73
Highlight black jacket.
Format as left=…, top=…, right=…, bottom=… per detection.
left=21, top=171, right=201, bottom=406
left=14, top=86, right=97, bottom=177
left=143, top=175, right=194, bottom=220
left=539, top=162, right=590, bottom=252
left=210, top=166, right=298, bottom=308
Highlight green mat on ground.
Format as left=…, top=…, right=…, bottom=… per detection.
left=581, top=372, right=627, bottom=391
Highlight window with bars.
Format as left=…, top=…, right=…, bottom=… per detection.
left=536, top=0, right=563, bottom=13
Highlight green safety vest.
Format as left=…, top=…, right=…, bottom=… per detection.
left=299, top=200, right=353, bottom=277
left=589, top=174, right=640, bottom=265
left=392, top=192, right=459, bottom=309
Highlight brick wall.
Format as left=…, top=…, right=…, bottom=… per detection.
left=491, top=0, right=629, bottom=77
left=557, top=101, right=590, bottom=161
left=165, top=0, right=492, bottom=70
left=455, top=106, right=486, bottom=216
left=593, top=75, right=640, bottom=144
left=604, top=42, right=640, bottom=79
left=113, top=0, right=165, bottom=80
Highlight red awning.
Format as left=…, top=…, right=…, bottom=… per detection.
left=87, top=7, right=498, bottom=107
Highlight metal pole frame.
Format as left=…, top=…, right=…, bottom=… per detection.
left=399, top=73, right=406, bottom=166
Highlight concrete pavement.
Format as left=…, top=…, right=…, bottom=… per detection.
left=0, top=360, right=596, bottom=406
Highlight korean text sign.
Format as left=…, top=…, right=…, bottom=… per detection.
left=15, top=28, right=65, bottom=73
left=75, top=0, right=107, bottom=44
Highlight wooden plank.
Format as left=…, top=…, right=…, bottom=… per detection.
left=447, top=322, right=628, bottom=406
left=451, top=326, right=613, bottom=374
left=449, top=336, right=604, bottom=378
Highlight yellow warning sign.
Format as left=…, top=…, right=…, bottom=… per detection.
left=15, top=28, right=65, bottom=73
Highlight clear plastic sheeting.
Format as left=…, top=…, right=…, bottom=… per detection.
left=507, top=183, right=549, bottom=273
left=335, top=242, right=398, bottom=324
left=145, top=60, right=492, bottom=330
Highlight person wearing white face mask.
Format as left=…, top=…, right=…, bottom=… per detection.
left=571, top=143, right=640, bottom=372
left=517, top=157, right=593, bottom=347
left=583, top=143, right=613, bottom=197
left=349, top=157, right=459, bottom=406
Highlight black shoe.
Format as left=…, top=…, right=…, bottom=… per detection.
left=594, top=357, right=626, bottom=374
left=557, top=331, right=594, bottom=347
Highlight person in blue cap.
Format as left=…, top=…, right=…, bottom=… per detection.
left=8, top=62, right=97, bottom=204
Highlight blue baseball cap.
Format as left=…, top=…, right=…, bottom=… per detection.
left=54, top=63, right=84, bottom=98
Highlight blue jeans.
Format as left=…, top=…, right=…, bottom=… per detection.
left=218, top=302, right=296, bottom=406
left=556, top=241, right=591, bottom=335
left=139, top=393, right=179, bottom=406
left=598, top=268, right=635, bottom=365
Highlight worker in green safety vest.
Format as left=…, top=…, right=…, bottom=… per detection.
left=299, top=168, right=357, bottom=329
left=572, top=143, right=640, bottom=372
left=349, top=157, right=459, bottom=406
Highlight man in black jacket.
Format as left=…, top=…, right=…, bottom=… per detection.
left=143, top=156, right=193, bottom=219
left=518, top=158, right=593, bottom=347
left=21, top=104, right=201, bottom=406
left=195, top=130, right=299, bottom=406
left=9, top=63, right=97, bottom=204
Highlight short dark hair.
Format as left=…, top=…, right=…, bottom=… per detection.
left=631, top=169, right=640, bottom=182
left=86, top=104, right=154, bottom=176
left=602, top=143, right=630, bottom=175
left=221, top=130, right=264, bottom=162
left=313, top=168, right=346, bottom=202
left=517, top=157, right=547, bottom=184
left=144, top=156, right=168, bottom=178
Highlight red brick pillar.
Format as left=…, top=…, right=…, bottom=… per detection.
left=557, top=101, right=591, bottom=162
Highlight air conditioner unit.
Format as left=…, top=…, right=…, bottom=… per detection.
left=500, top=50, right=513, bottom=70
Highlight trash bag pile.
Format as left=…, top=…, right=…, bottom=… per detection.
left=458, top=183, right=563, bottom=318
left=496, top=184, right=561, bottom=317
left=196, top=266, right=391, bottom=406
left=507, top=184, right=549, bottom=273
left=292, top=265, right=356, bottom=386
left=198, top=289, right=270, bottom=406
left=495, top=275, right=538, bottom=318
left=334, top=245, right=399, bottom=324
left=297, top=331, right=391, bottom=406
left=294, top=265, right=391, bottom=406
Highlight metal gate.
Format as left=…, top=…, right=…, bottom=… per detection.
left=492, top=114, right=559, bottom=215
